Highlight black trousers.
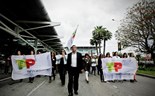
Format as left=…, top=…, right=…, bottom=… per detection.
left=68, top=67, right=79, bottom=93
left=59, top=69, right=66, bottom=85
left=52, top=68, right=56, bottom=77
left=29, top=77, right=34, bottom=82
left=99, top=69, right=104, bottom=81
left=91, top=66, right=96, bottom=75
left=49, top=68, right=56, bottom=80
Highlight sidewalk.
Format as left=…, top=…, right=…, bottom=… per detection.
left=137, top=73, right=155, bottom=79
left=0, top=73, right=11, bottom=80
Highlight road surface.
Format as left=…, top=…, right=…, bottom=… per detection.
left=0, top=73, right=155, bottom=96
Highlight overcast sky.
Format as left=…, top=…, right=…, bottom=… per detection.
left=42, top=0, right=139, bottom=53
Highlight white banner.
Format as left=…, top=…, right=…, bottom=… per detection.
left=102, top=58, right=138, bottom=81
left=11, top=52, right=52, bottom=80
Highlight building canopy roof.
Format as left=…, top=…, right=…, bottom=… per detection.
left=0, top=0, right=63, bottom=53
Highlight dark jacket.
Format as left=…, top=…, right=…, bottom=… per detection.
left=67, top=52, right=83, bottom=73
left=83, top=58, right=91, bottom=71
left=52, top=57, right=56, bottom=69
left=97, top=58, right=102, bottom=70
left=59, top=57, right=67, bottom=72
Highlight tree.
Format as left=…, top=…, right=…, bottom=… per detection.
left=92, top=26, right=102, bottom=54
left=90, top=38, right=99, bottom=55
left=115, top=0, right=155, bottom=64
left=92, top=26, right=112, bottom=55
left=101, top=29, right=112, bottom=56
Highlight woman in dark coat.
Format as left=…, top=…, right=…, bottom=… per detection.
left=58, top=50, right=67, bottom=86
left=49, top=52, right=56, bottom=83
left=98, top=54, right=104, bottom=82
left=83, top=53, right=91, bottom=83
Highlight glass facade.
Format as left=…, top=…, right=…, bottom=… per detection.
left=76, top=46, right=96, bottom=56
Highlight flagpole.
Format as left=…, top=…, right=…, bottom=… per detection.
left=66, top=25, right=79, bottom=52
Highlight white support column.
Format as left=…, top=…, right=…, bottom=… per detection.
left=34, top=39, right=38, bottom=55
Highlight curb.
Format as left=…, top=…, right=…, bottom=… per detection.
left=137, top=73, right=155, bottom=79
left=0, top=74, right=11, bottom=81
left=0, top=77, right=11, bottom=82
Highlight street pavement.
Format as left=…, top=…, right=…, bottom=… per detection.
left=0, top=73, right=155, bottom=96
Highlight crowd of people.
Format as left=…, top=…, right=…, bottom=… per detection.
left=82, top=51, right=138, bottom=84
left=0, top=45, right=138, bottom=96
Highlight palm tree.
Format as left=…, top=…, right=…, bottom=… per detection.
left=92, top=26, right=103, bottom=54
left=92, top=26, right=112, bottom=55
left=101, top=29, right=112, bottom=55
left=90, top=38, right=99, bottom=55
left=91, top=26, right=112, bottom=55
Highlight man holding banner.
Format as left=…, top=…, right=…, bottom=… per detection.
left=11, top=52, right=52, bottom=80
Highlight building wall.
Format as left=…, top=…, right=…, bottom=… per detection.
left=64, top=46, right=97, bottom=56
left=77, top=47, right=96, bottom=56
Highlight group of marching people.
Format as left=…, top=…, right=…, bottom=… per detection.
left=11, top=50, right=40, bottom=83
left=8, top=45, right=138, bottom=96
left=49, top=49, right=67, bottom=85
left=9, top=49, right=67, bottom=85
left=10, top=49, right=137, bottom=85
left=82, top=51, right=138, bottom=83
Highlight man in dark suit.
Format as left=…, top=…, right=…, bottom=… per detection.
left=67, top=45, right=83, bottom=96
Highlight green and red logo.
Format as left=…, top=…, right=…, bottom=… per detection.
left=106, top=62, right=122, bottom=72
left=16, top=59, right=35, bottom=70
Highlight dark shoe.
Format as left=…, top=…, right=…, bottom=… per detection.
left=134, top=79, right=137, bottom=82
left=68, top=93, right=73, bottom=96
left=85, top=79, right=89, bottom=83
left=74, top=91, right=78, bottom=95
left=36, top=75, right=41, bottom=78
left=19, top=79, right=23, bottom=82
left=87, top=80, right=89, bottom=83
left=28, top=80, right=32, bottom=83
left=49, top=79, right=52, bottom=83
left=53, top=76, right=55, bottom=80
left=130, top=80, right=134, bottom=83
left=61, top=82, right=65, bottom=86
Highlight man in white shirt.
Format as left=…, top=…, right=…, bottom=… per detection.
left=71, top=52, right=77, bottom=67
left=67, top=45, right=83, bottom=96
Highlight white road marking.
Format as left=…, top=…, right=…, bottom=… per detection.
left=0, top=77, right=11, bottom=82
left=113, top=85, right=118, bottom=89
left=26, top=80, right=46, bottom=96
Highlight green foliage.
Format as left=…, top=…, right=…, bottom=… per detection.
left=90, top=26, right=112, bottom=55
left=115, top=0, right=155, bottom=64
left=93, top=26, right=112, bottom=41
left=137, top=70, right=155, bottom=77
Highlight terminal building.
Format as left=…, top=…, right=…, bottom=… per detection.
left=0, top=0, right=63, bottom=73
left=65, top=46, right=97, bottom=56
left=0, top=0, right=63, bottom=55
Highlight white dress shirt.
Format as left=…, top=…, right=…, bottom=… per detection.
left=71, top=52, right=77, bottom=67
left=56, top=55, right=67, bottom=65
left=91, top=58, right=96, bottom=67
left=63, top=55, right=67, bottom=65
